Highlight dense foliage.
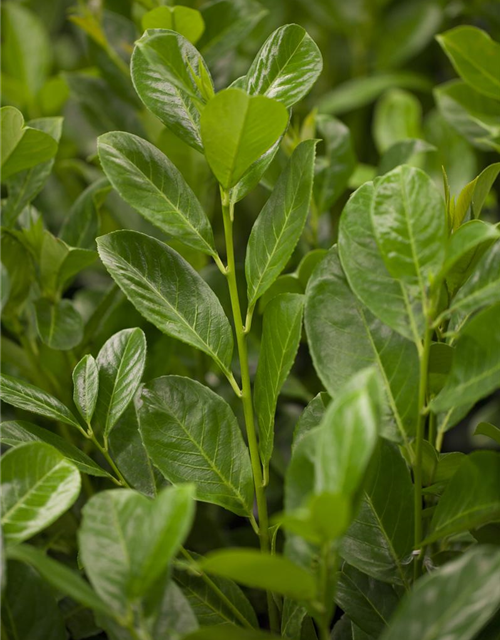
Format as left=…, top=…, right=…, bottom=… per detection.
left=1, top=1, right=500, bottom=639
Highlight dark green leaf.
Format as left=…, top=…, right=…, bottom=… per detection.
left=59, top=178, right=111, bottom=250
left=1, top=228, right=34, bottom=318
left=378, top=139, right=435, bottom=176
left=35, top=298, right=84, bottom=351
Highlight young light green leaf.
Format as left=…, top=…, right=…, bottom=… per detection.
left=98, top=132, right=216, bottom=256
left=245, top=139, right=317, bottom=308
left=423, top=451, right=500, bottom=544
left=305, top=247, right=418, bottom=444
left=97, top=231, right=234, bottom=377
left=371, top=165, right=447, bottom=285
left=79, top=485, right=195, bottom=615
left=437, top=26, right=500, bottom=101
left=431, top=303, right=500, bottom=412
left=254, top=293, right=304, bottom=467
left=199, top=549, right=317, bottom=601
left=93, top=328, right=146, bottom=438
left=72, top=354, right=99, bottom=425
left=245, top=24, right=322, bottom=108
left=0, top=373, right=83, bottom=430
left=141, top=6, right=205, bottom=45
left=380, top=545, right=500, bottom=640
left=1, top=442, right=81, bottom=543
left=0, top=420, right=109, bottom=478
left=451, top=163, right=500, bottom=230
left=200, top=88, right=288, bottom=189
left=35, top=298, right=83, bottom=351
left=138, top=376, right=254, bottom=517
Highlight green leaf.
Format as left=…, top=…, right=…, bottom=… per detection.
left=245, top=139, right=317, bottom=307
left=423, top=451, right=500, bottom=544
left=72, top=355, right=99, bottom=425
left=315, top=368, right=383, bottom=496
left=254, top=293, right=304, bottom=467
left=200, top=88, right=288, bottom=189
left=0, top=372, right=83, bottom=431
left=450, top=163, right=500, bottom=230
left=199, top=549, right=317, bottom=601
left=131, top=30, right=212, bottom=152
left=97, top=231, right=234, bottom=377
left=185, top=628, right=281, bottom=640
left=6, top=544, right=110, bottom=618
left=3, top=560, right=67, bottom=640
left=338, top=182, right=424, bottom=342
left=94, top=328, right=146, bottom=438
left=245, top=24, right=322, bottom=108
left=79, top=485, right=195, bottom=615
left=474, top=421, right=500, bottom=446
left=59, top=178, right=111, bottom=250
left=437, top=26, right=500, bottom=101
left=378, top=139, right=436, bottom=176
left=431, top=303, right=500, bottom=412
left=98, top=132, right=216, bottom=256
left=0, top=229, right=35, bottom=318
left=230, top=134, right=283, bottom=205
left=305, top=247, right=419, bottom=443
left=293, top=391, right=329, bottom=448
left=141, top=6, right=205, bottom=45
left=380, top=545, right=500, bottom=640
left=1, top=441, right=81, bottom=543
left=0, top=106, right=58, bottom=180
left=0, top=420, right=109, bottom=478
left=341, top=440, right=414, bottom=586
left=373, top=89, right=422, bottom=154
left=335, top=564, right=401, bottom=637
left=371, top=165, right=446, bottom=285
left=138, top=376, right=254, bottom=517
left=35, top=298, right=84, bottom=351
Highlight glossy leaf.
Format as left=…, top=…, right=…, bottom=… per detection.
left=245, top=24, right=322, bottom=108
left=98, top=132, right=216, bottom=256
left=0, top=372, right=82, bottom=430
left=424, top=451, right=500, bottom=544
left=35, top=298, right=84, bottom=351
left=97, top=231, right=234, bottom=377
left=141, top=6, right=205, bottom=45
left=138, top=375, right=254, bottom=517
left=254, top=293, right=304, bottom=467
left=0, top=420, right=109, bottom=478
left=72, top=354, right=99, bottom=425
left=94, top=328, right=146, bottom=438
left=79, top=485, right=195, bottom=615
left=380, top=545, right=500, bottom=640
left=199, top=549, right=317, bottom=601
left=305, top=247, right=419, bottom=443
left=1, top=442, right=81, bottom=543
left=246, top=140, right=317, bottom=307
left=200, top=88, right=288, bottom=189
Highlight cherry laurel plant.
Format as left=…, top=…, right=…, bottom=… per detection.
left=1, top=14, right=500, bottom=640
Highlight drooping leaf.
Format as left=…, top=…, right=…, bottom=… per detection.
left=245, top=139, right=317, bottom=307
left=79, top=485, right=195, bottom=616
left=380, top=545, right=500, bottom=640
left=245, top=24, right=322, bottom=108
left=0, top=420, right=109, bottom=478
left=200, top=88, right=288, bottom=189
left=141, top=6, right=205, bottom=45
left=72, top=354, right=99, bottom=425
left=0, top=372, right=82, bottom=430
left=138, top=375, right=254, bottom=517
left=98, top=132, right=216, bottom=256
left=199, top=549, right=317, bottom=601
left=35, top=298, right=84, bottom=351
left=254, top=293, right=304, bottom=467
left=1, top=441, right=81, bottom=543
left=97, top=231, right=234, bottom=377
left=94, top=328, right=146, bottom=438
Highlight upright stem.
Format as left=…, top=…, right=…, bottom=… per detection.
left=220, top=192, right=280, bottom=633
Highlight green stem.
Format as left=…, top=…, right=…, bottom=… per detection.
left=89, top=432, right=128, bottom=487
left=318, top=544, right=332, bottom=640
left=220, top=191, right=280, bottom=634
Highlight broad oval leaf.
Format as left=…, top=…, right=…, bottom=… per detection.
left=200, top=88, right=288, bottom=189
left=141, top=6, right=205, bottom=45
left=79, top=485, right=195, bottom=616
left=94, top=328, right=147, bottom=438
left=254, top=293, right=304, bottom=467
left=245, top=139, right=317, bottom=308
left=96, top=231, right=234, bottom=377
left=138, top=375, right=254, bottom=517
left=98, top=132, right=216, bottom=256
left=72, top=354, right=99, bottom=425
left=0, top=372, right=82, bottom=431
left=35, top=298, right=83, bottom=351
left=1, top=442, right=81, bottom=543
left=380, top=545, right=500, bottom=640
left=245, top=24, right=322, bottom=108
left=199, top=549, right=317, bottom=602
